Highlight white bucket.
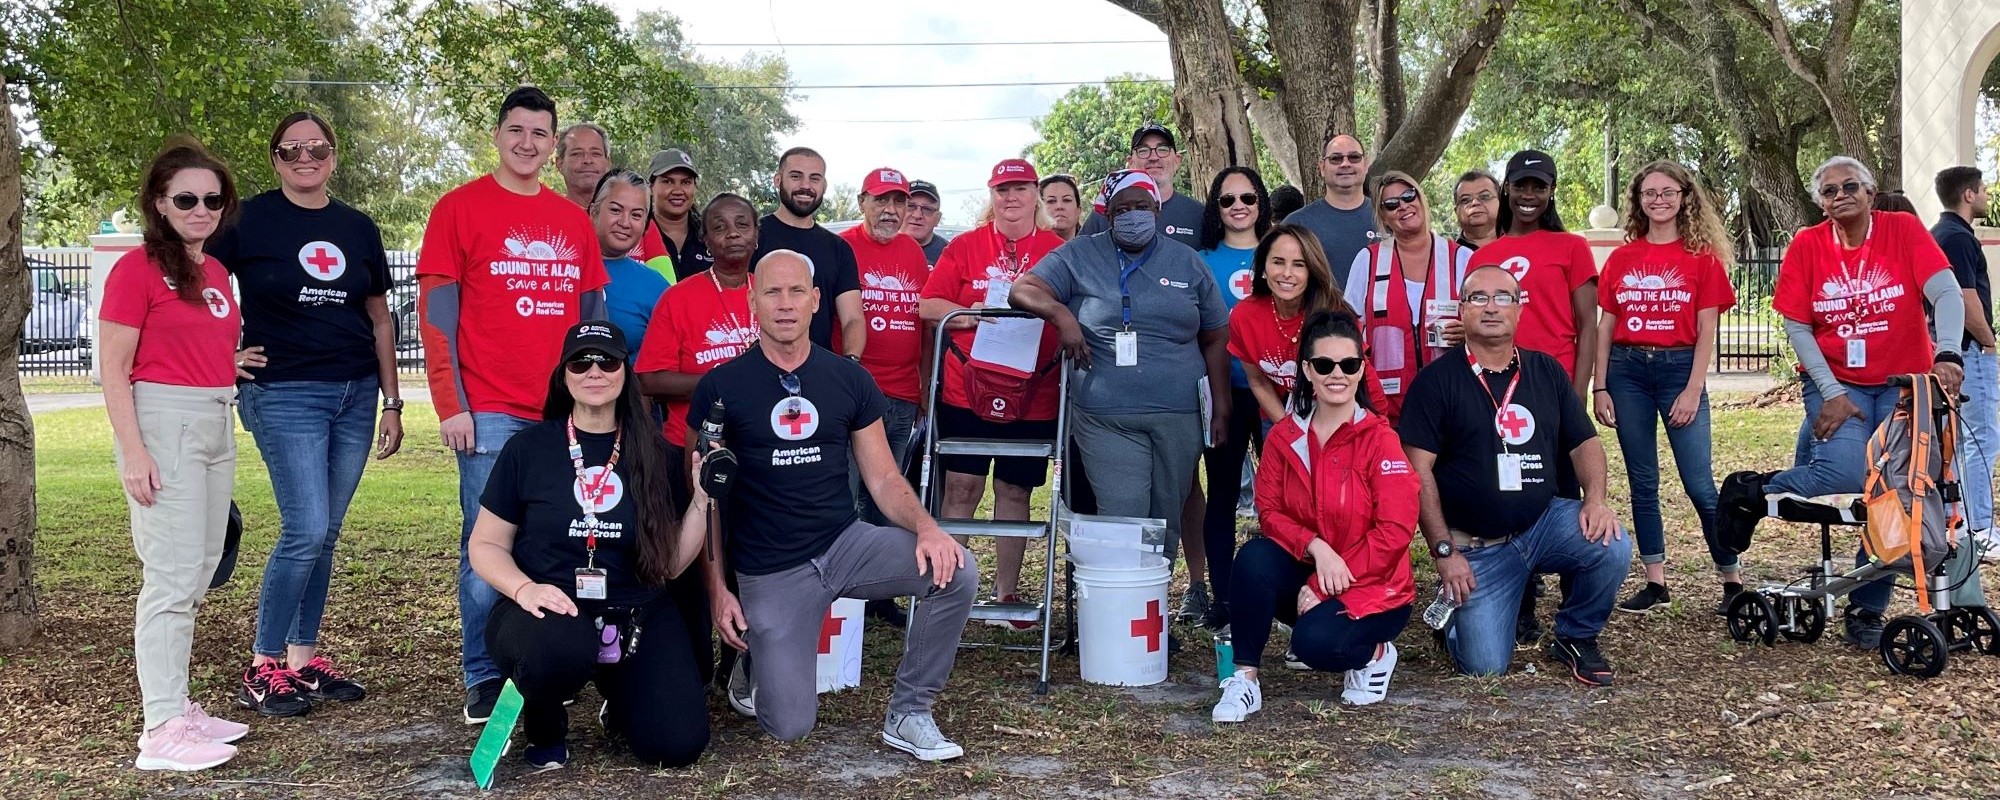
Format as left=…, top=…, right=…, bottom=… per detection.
left=814, top=597, right=865, bottom=693
left=1070, top=549, right=1171, bottom=686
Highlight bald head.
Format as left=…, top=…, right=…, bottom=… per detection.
left=1461, top=265, right=1520, bottom=295
left=752, top=249, right=819, bottom=345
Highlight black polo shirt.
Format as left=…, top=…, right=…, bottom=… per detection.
left=1933, top=212, right=1990, bottom=352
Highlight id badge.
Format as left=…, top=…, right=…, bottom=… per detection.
left=575, top=567, right=608, bottom=600
left=1381, top=376, right=1402, bottom=396
left=1497, top=453, right=1524, bottom=492
left=1115, top=330, right=1138, bottom=366
left=1846, top=338, right=1866, bottom=369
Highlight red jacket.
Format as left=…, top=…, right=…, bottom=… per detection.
left=1255, top=406, right=1420, bottom=618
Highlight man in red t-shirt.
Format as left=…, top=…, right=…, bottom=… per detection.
left=416, top=85, right=608, bottom=721
left=837, top=168, right=931, bottom=484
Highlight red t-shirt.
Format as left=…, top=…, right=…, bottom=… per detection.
left=98, top=249, right=240, bottom=388
left=1467, top=230, right=1598, bottom=375
left=633, top=219, right=668, bottom=263
left=919, top=224, right=1067, bottom=420
left=1772, top=210, right=1951, bottom=386
left=1227, top=295, right=1304, bottom=413
left=416, top=176, right=607, bottom=420
left=1598, top=240, right=1737, bottom=348
left=635, top=271, right=758, bottom=446
left=838, top=226, right=930, bottom=403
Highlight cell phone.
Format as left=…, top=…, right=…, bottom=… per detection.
left=1423, top=589, right=1460, bottom=630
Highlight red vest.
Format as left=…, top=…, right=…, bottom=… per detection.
left=1360, top=235, right=1463, bottom=421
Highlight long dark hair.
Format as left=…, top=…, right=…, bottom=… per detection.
left=1199, top=166, right=1273, bottom=251
left=1289, top=309, right=1372, bottom=417
left=1249, top=223, right=1357, bottom=319
left=542, top=359, right=681, bottom=586
left=140, top=137, right=238, bottom=303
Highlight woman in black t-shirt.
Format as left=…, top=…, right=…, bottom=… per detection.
left=469, top=323, right=713, bottom=770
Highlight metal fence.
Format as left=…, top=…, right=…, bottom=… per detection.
left=20, top=249, right=95, bottom=377
left=387, top=252, right=424, bottom=374
left=1716, top=257, right=1782, bottom=373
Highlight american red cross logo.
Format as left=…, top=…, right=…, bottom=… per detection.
left=782, top=410, right=813, bottom=435
left=1230, top=269, right=1253, bottom=299
left=202, top=288, right=230, bottom=319
left=818, top=607, right=844, bottom=655
left=297, top=241, right=346, bottom=281
left=770, top=397, right=822, bottom=441
left=572, top=467, right=625, bottom=513
left=1495, top=403, right=1536, bottom=446
left=1130, top=598, right=1164, bottom=652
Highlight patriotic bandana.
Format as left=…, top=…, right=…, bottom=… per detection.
left=1092, top=169, right=1160, bottom=215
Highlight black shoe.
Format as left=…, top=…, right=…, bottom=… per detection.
left=1717, top=472, right=1771, bottom=554
left=464, top=677, right=504, bottom=725
left=294, top=656, right=366, bottom=702
left=1547, top=636, right=1615, bottom=687
left=1201, top=599, right=1232, bottom=632
left=1841, top=606, right=1885, bottom=650
left=236, top=662, right=312, bottom=717
left=522, top=741, right=568, bottom=770
left=1714, top=582, right=1745, bottom=616
left=865, top=598, right=909, bottom=629
left=1616, top=582, right=1671, bottom=615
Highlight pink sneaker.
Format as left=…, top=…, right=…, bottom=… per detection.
left=136, top=715, right=237, bottom=771
left=184, top=700, right=249, bottom=744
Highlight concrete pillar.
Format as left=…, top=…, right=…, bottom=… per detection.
left=1900, top=0, right=2000, bottom=222
left=87, top=233, right=142, bottom=384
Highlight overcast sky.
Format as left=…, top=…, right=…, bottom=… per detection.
left=616, top=0, right=1173, bottom=225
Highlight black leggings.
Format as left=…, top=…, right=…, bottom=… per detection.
left=1228, top=537, right=1412, bottom=671
left=486, top=592, right=709, bottom=768
left=1200, top=386, right=1262, bottom=601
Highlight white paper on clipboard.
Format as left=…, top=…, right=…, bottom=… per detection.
left=968, top=280, right=1045, bottom=375
left=1198, top=375, right=1214, bottom=448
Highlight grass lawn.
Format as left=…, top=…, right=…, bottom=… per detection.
left=8, top=397, right=2000, bottom=798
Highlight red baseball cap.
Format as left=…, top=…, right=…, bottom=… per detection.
left=861, top=167, right=911, bottom=197
left=988, top=158, right=1039, bottom=188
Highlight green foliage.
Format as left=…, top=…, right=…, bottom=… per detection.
left=631, top=13, right=798, bottom=209
left=1024, top=76, right=1190, bottom=196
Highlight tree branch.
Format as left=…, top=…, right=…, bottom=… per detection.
left=1614, top=0, right=1699, bottom=54
left=1371, top=0, right=1406, bottom=147
left=1374, top=0, right=1512, bottom=179
left=1104, top=0, right=1168, bottom=29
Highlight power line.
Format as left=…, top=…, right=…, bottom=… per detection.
left=279, top=78, right=1170, bottom=91
left=690, top=39, right=1166, bottom=48
left=801, top=114, right=1039, bottom=124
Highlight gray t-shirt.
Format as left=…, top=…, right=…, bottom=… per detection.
left=1028, top=233, right=1229, bottom=414
left=1284, top=198, right=1378, bottom=285
left=917, top=233, right=949, bottom=266
left=1080, top=192, right=1204, bottom=250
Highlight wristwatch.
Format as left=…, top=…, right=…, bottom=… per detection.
left=1430, top=539, right=1455, bottom=560
left=846, top=353, right=863, bottom=364
left=382, top=397, right=405, bottom=413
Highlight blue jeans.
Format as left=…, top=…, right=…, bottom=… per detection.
left=855, top=398, right=920, bottom=525
left=1961, top=349, right=1998, bottom=533
left=1446, top=498, right=1632, bottom=676
left=457, top=411, right=536, bottom=687
left=237, top=377, right=379, bottom=658
left=1766, top=381, right=1897, bottom=614
left=1604, top=347, right=1731, bottom=571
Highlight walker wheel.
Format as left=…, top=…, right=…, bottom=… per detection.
left=1966, top=607, right=2000, bottom=657
left=1780, top=596, right=1825, bottom=643
left=1880, top=616, right=1949, bottom=678
left=1726, top=591, right=1777, bottom=646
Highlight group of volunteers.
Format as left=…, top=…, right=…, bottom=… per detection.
left=99, top=79, right=1996, bottom=773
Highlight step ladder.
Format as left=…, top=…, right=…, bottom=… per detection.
left=914, top=307, right=1072, bottom=695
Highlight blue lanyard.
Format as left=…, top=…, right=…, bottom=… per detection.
left=1117, top=243, right=1155, bottom=330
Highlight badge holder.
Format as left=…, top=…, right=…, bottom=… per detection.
left=1498, top=452, right=1524, bottom=492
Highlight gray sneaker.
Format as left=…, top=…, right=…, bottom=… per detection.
left=1178, top=584, right=1211, bottom=624
left=727, top=656, right=757, bottom=718
left=882, top=712, right=964, bottom=761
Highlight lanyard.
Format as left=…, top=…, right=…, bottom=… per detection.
left=711, top=270, right=753, bottom=336
left=990, top=224, right=1026, bottom=281
left=1466, top=348, right=1522, bottom=449
left=1829, top=214, right=1874, bottom=288
left=567, top=415, right=623, bottom=565
left=1117, top=242, right=1156, bottom=330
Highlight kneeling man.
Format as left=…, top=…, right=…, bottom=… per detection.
left=692, top=249, right=975, bottom=760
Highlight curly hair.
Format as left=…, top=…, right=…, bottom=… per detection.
left=1622, top=160, right=1734, bottom=269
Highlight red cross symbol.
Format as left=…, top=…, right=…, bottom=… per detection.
left=781, top=409, right=814, bottom=436
left=1231, top=271, right=1254, bottom=297
left=1129, top=599, right=1164, bottom=652
left=818, top=608, right=845, bottom=655
left=1497, top=407, right=1529, bottom=440
left=590, top=480, right=618, bottom=509
left=304, top=246, right=341, bottom=275
left=205, top=293, right=229, bottom=316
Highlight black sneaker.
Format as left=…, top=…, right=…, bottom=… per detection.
left=522, top=741, right=568, bottom=770
left=1514, top=611, right=1544, bottom=651
left=294, top=655, right=366, bottom=702
left=1616, top=582, right=1671, bottom=615
left=1547, top=636, right=1615, bottom=687
left=464, top=677, right=504, bottom=725
left=1714, top=582, right=1745, bottom=616
left=237, top=662, right=312, bottom=717
left=1201, top=599, right=1231, bottom=632
left=1841, top=606, right=1885, bottom=650
left=865, top=598, right=909, bottom=629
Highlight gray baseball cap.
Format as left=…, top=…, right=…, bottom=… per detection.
left=648, top=148, right=699, bottom=179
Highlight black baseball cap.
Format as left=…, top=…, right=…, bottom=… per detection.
left=1505, top=150, right=1556, bottom=186
left=561, top=321, right=628, bottom=362
left=1131, top=123, right=1177, bottom=150
left=909, top=180, right=940, bottom=202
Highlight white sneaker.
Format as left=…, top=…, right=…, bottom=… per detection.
left=727, top=657, right=757, bottom=718
left=1975, top=529, right=2000, bottom=564
left=1340, top=642, right=1399, bottom=706
left=1211, top=671, right=1263, bottom=723
left=882, top=712, right=965, bottom=761
left=1283, top=648, right=1309, bottom=670
left=135, top=715, right=237, bottom=772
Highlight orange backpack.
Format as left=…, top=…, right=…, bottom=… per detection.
left=1861, top=374, right=1964, bottom=613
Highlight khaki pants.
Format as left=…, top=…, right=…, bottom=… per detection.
left=116, top=382, right=236, bottom=729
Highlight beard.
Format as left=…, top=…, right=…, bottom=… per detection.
left=781, top=189, right=823, bottom=219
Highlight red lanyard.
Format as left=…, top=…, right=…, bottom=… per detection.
left=566, top=416, right=623, bottom=559
left=712, top=270, right=753, bottom=335
left=1829, top=215, right=1873, bottom=287
left=1467, top=348, right=1522, bottom=443
left=990, top=223, right=1027, bottom=281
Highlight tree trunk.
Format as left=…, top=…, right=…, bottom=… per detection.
left=1879, top=77, right=1902, bottom=192
left=1367, top=0, right=1406, bottom=149
left=1163, top=0, right=1259, bottom=200
left=1374, top=0, right=1514, bottom=180
left=1261, top=0, right=1362, bottom=195
left=0, top=76, right=39, bottom=647
left=1245, top=90, right=1302, bottom=186
left=1686, top=6, right=1816, bottom=233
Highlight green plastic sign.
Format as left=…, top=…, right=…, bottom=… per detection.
left=470, top=680, right=524, bottom=790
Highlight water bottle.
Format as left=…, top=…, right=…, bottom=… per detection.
left=1213, top=629, right=1235, bottom=683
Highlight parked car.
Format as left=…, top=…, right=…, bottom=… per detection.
left=21, top=257, right=91, bottom=356
left=822, top=221, right=968, bottom=242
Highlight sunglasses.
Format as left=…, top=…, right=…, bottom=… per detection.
left=565, top=353, right=624, bottom=374
left=1324, top=152, right=1366, bottom=165
left=274, top=140, right=335, bottom=163
left=169, top=192, right=226, bottom=211
left=1463, top=292, right=1519, bottom=307
left=780, top=372, right=802, bottom=397
left=1380, top=188, right=1422, bottom=211
left=1306, top=356, right=1367, bottom=376
left=1216, top=192, right=1259, bottom=209
left=1818, top=180, right=1866, bottom=200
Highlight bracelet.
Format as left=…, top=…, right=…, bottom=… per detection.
left=510, top=578, right=534, bottom=602
left=1591, top=388, right=1610, bottom=395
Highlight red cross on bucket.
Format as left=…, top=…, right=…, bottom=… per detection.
left=818, top=607, right=844, bottom=655
left=1496, top=407, right=1529, bottom=440
left=1129, top=599, right=1164, bottom=652
left=1231, top=271, right=1254, bottom=296
left=781, top=409, right=814, bottom=436
left=304, top=246, right=340, bottom=275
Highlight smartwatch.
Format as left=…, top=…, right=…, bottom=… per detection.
left=1430, top=539, right=1455, bottom=560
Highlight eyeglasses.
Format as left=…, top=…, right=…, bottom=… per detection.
left=1640, top=188, right=1683, bottom=202
left=565, top=353, right=624, bottom=374
left=906, top=203, right=939, bottom=217
left=1216, top=192, right=1259, bottom=209
left=169, top=193, right=225, bottom=211
left=1305, top=356, right=1367, bottom=376
left=1455, top=191, right=1496, bottom=208
left=1380, top=188, right=1422, bottom=211
left=273, top=139, right=334, bottom=163
left=1131, top=145, right=1177, bottom=159
left=1818, top=180, right=1866, bottom=200
left=1323, top=152, right=1366, bottom=165
left=1462, top=292, right=1519, bottom=307
left=779, top=372, right=802, bottom=397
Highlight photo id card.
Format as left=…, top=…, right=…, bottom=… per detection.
left=1497, top=453, right=1524, bottom=492
left=575, top=567, right=608, bottom=600
left=1846, top=338, right=1866, bottom=369
left=1115, top=331, right=1138, bottom=366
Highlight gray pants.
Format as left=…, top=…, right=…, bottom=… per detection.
left=1071, top=409, right=1203, bottom=561
left=736, top=521, right=975, bottom=741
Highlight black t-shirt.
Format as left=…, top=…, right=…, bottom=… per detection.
left=918, top=233, right=948, bottom=266
left=687, top=345, right=886, bottom=575
left=1396, top=346, right=1594, bottom=539
left=659, top=209, right=714, bottom=280
left=205, top=191, right=392, bottom=383
left=754, top=216, right=862, bottom=350
left=480, top=420, right=660, bottom=608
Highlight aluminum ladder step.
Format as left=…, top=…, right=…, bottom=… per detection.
left=968, top=599, right=1044, bottom=622
left=937, top=517, right=1049, bottom=539
left=935, top=437, right=1055, bottom=458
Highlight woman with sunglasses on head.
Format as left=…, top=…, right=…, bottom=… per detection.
left=1342, top=172, right=1473, bottom=423
left=1212, top=310, right=1419, bottom=722
left=1720, top=156, right=1964, bottom=650
left=203, top=112, right=400, bottom=719
left=470, top=322, right=713, bottom=770
left=101, top=138, right=248, bottom=771
left=1590, top=162, right=1739, bottom=616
